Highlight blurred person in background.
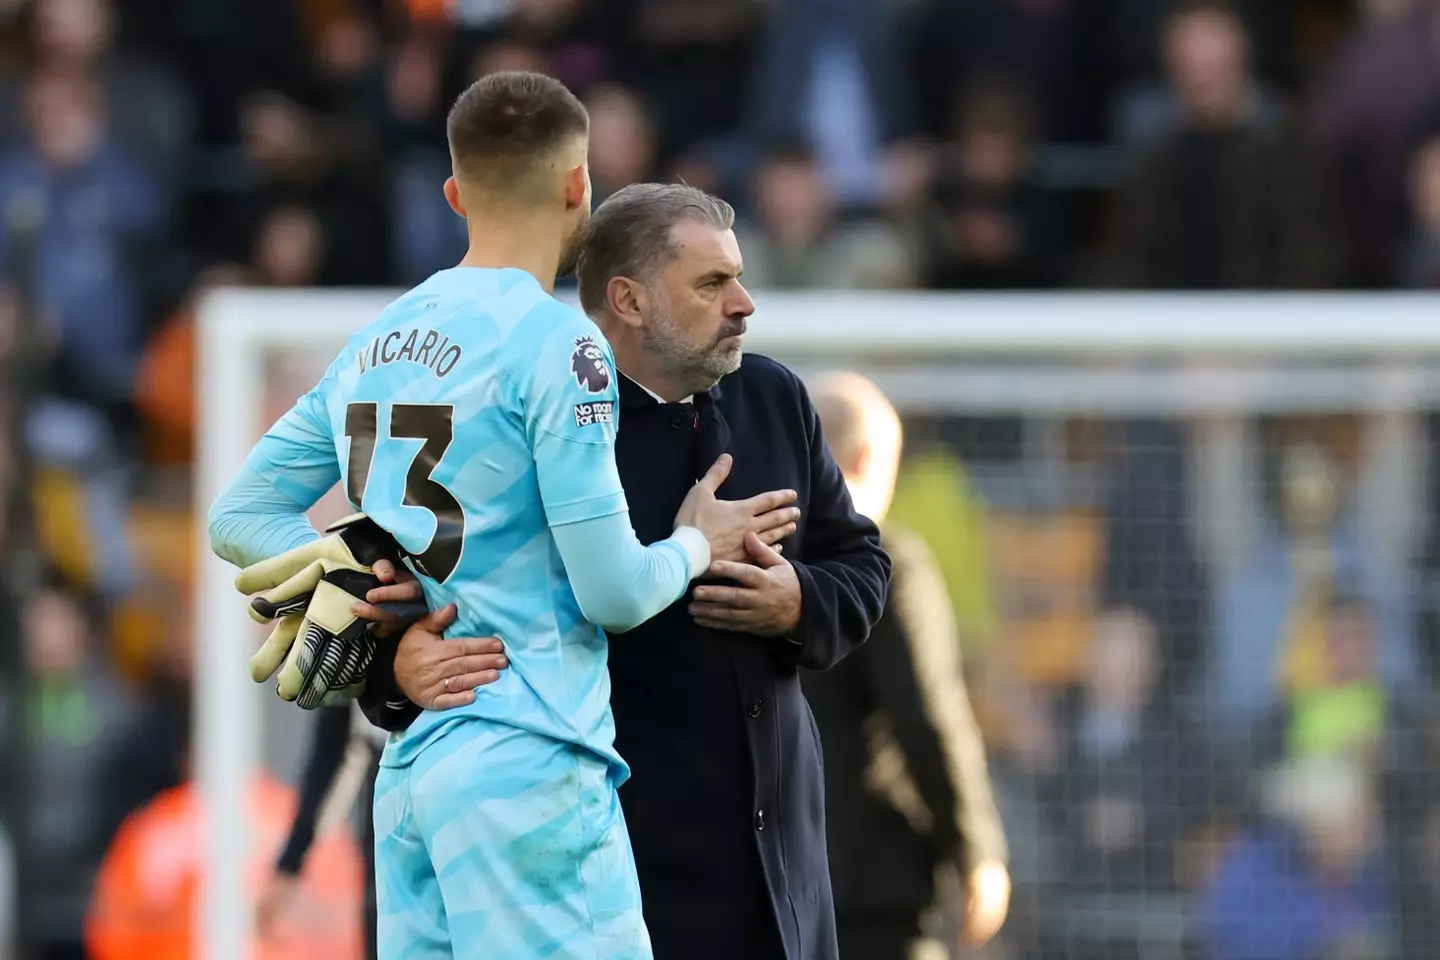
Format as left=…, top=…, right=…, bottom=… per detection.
left=1104, top=0, right=1336, bottom=290
left=480, top=0, right=619, bottom=95
left=747, top=0, right=911, bottom=207
left=585, top=83, right=659, bottom=204
left=204, top=84, right=385, bottom=287
left=629, top=0, right=761, bottom=165
left=0, top=0, right=193, bottom=180
left=86, top=714, right=366, bottom=960
left=915, top=80, right=1061, bottom=290
left=1039, top=607, right=1227, bottom=960
left=104, top=590, right=193, bottom=827
left=1401, top=131, right=1440, bottom=287
left=1314, top=0, right=1440, bottom=287
left=257, top=704, right=387, bottom=960
left=1250, top=593, right=1437, bottom=960
left=0, top=68, right=166, bottom=412
left=251, top=203, right=327, bottom=289
left=133, top=197, right=326, bottom=465
left=1202, top=755, right=1395, bottom=960
left=1207, top=440, right=1421, bottom=741
left=3, top=67, right=165, bottom=598
left=1253, top=595, right=1423, bottom=766
left=15, top=573, right=139, bottom=960
left=736, top=142, right=916, bottom=289
left=802, top=371, right=1009, bottom=960
left=906, top=0, right=1104, bottom=146
left=1100, top=419, right=1208, bottom=693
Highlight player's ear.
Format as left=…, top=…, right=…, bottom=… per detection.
left=443, top=177, right=466, bottom=218
left=606, top=276, right=647, bottom=329
left=562, top=164, right=588, bottom=212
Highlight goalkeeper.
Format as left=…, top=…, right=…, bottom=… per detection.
left=207, top=72, right=799, bottom=960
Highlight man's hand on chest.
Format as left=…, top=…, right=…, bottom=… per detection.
left=689, top=532, right=803, bottom=637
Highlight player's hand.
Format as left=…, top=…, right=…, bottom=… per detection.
left=674, top=454, right=800, bottom=563
left=690, top=533, right=802, bottom=636
left=394, top=604, right=510, bottom=710
left=959, top=860, right=1010, bottom=946
left=256, top=872, right=302, bottom=941
left=238, top=513, right=405, bottom=708
left=349, top=558, right=427, bottom=637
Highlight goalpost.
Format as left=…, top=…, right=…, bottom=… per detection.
left=196, top=288, right=1440, bottom=960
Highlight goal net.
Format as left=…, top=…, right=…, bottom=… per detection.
left=198, top=289, right=1440, bottom=960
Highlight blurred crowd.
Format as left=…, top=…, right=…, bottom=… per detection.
left=3, top=0, right=1440, bottom=958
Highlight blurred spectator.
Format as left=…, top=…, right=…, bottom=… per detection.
left=1251, top=594, right=1437, bottom=959
left=86, top=757, right=365, bottom=960
left=206, top=89, right=385, bottom=286
left=19, top=576, right=138, bottom=960
left=135, top=198, right=324, bottom=465
left=916, top=81, right=1062, bottom=289
left=0, top=0, right=193, bottom=179
left=104, top=590, right=192, bottom=825
left=480, top=0, right=618, bottom=95
left=134, top=265, right=246, bottom=463
left=1039, top=608, right=1226, bottom=960
left=382, top=33, right=447, bottom=153
left=585, top=84, right=658, bottom=204
left=1253, top=596, right=1420, bottom=765
left=122, top=0, right=314, bottom=147
left=1207, top=442, right=1420, bottom=740
left=1203, top=755, right=1395, bottom=960
left=629, top=0, right=760, bottom=163
left=389, top=147, right=466, bottom=286
left=1101, top=419, right=1208, bottom=692
left=252, top=204, right=326, bottom=289
left=748, top=0, right=909, bottom=205
left=1401, top=133, right=1440, bottom=287
left=907, top=0, right=1105, bottom=145
left=1314, top=0, right=1440, bottom=287
left=803, top=372, right=1009, bottom=958
left=1104, top=0, right=1336, bottom=289
left=0, top=69, right=165, bottom=408
left=736, top=143, right=915, bottom=289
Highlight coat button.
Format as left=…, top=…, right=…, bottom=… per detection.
left=670, top=414, right=685, bottom=429
left=755, top=809, right=767, bottom=831
left=747, top=699, right=763, bottom=718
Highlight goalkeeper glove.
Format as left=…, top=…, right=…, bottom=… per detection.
left=236, top=513, right=425, bottom=709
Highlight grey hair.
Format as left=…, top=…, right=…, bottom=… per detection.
left=577, top=183, right=735, bottom=317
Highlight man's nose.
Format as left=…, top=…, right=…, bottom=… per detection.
left=727, top=281, right=755, bottom=318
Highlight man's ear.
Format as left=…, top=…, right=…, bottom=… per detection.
left=851, top=443, right=872, bottom=483
left=605, top=276, right=648, bottom=329
left=443, top=177, right=466, bottom=218
left=563, top=164, right=588, bottom=211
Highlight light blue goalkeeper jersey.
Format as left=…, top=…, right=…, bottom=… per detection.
left=210, top=267, right=701, bottom=779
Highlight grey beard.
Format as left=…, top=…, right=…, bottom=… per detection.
left=641, top=330, right=740, bottom=395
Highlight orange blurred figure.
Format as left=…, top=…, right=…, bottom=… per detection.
left=86, top=773, right=364, bottom=960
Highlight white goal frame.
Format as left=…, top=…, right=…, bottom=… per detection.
left=196, top=288, right=1440, bottom=960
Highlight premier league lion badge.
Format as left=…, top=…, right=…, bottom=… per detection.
left=571, top=336, right=612, bottom=394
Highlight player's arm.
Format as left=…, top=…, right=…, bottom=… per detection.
left=207, top=380, right=338, bottom=568
left=521, top=324, right=707, bottom=633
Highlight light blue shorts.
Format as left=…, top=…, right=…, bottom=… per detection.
left=372, top=718, right=651, bottom=960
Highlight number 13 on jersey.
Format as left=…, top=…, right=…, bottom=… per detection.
left=345, top=401, right=465, bottom=583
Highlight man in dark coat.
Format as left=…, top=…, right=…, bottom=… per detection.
left=358, top=183, right=892, bottom=960
left=802, top=372, right=1008, bottom=960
